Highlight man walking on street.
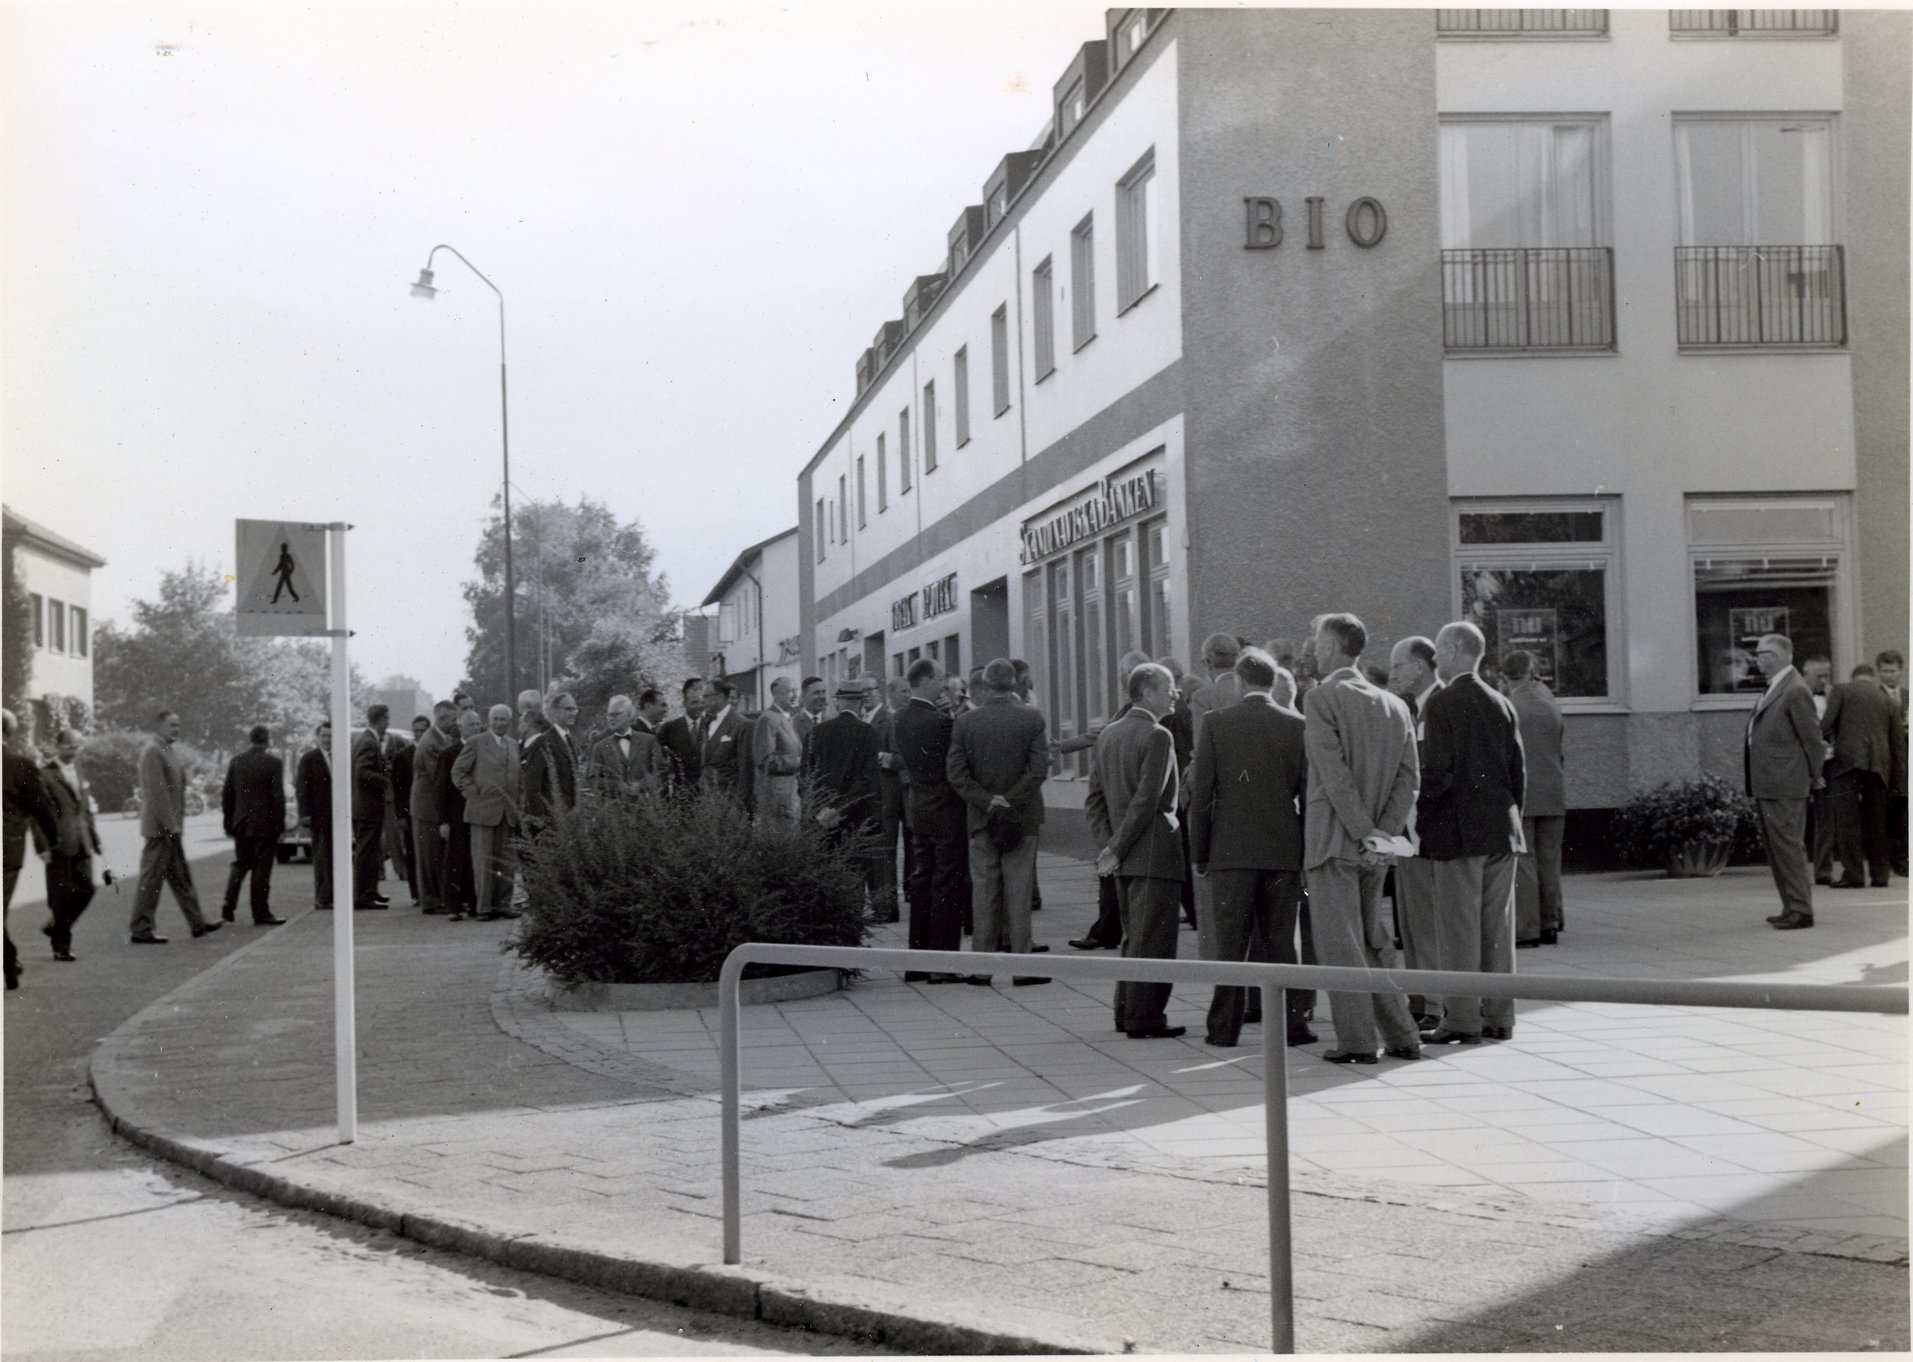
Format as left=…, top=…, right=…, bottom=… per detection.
left=351, top=704, right=394, bottom=911
left=219, top=724, right=287, bottom=926
left=1504, top=650, right=1565, bottom=948
left=412, top=701, right=459, bottom=913
left=37, top=727, right=102, bottom=962
left=947, top=658, right=1049, bottom=984
left=296, top=721, right=334, bottom=909
left=453, top=703, right=523, bottom=921
left=894, top=658, right=966, bottom=982
left=1746, top=634, right=1824, bottom=930
left=1302, top=615, right=1422, bottom=1066
left=129, top=710, right=221, bottom=944
left=5, top=710, right=60, bottom=985
left=1418, top=623, right=1526, bottom=1046
left=1821, top=664, right=1901, bottom=889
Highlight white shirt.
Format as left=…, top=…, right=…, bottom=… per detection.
left=705, top=706, right=732, bottom=738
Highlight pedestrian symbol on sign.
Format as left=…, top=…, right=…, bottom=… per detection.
left=236, top=520, right=329, bottom=636
left=270, top=543, right=301, bottom=603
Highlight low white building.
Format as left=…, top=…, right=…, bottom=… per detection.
left=3, top=506, right=106, bottom=734
left=702, top=528, right=801, bottom=711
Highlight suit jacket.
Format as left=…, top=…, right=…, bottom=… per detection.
left=296, top=747, right=332, bottom=830
left=894, top=696, right=963, bottom=830
left=751, top=707, right=804, bottom=810
left=452, top=731, right=522, bottom=827
left=1086, top=709, right=1184, bottom=881
left=1822, top=677, right=1901, bottom=781
left=1302, top=667, right=1420, bottom=869
left=391, top=741, right=416, bottom=820
left=804, top=711, right=882, bottom=829
left=5, top=750, right=60, bottom=870
left=946, top=696, right=1049, bottom=834
left=699, top=708, right=749, bottom=795
left=1189, top=694, right=1307, bottom=872
left=523, top=726, right=579, bottom=821
left=1508, top=680, right=1566, bottom=817
left=1185, top=671, right=1244, bottom=743
left=1417, top=672, right=1526, bottom=862
left=137, top=739, right=192, bottom=838
left=37, top=759, right=101, bottom=861
left=589, top=729, right=667, bottom=798
left=350, top=728, right=392, bottom=821
left=1745, top=667, right=1823, bottom=800
left=868, top=705, right=906, bottom=812
left=412, top=723, right=455, bottom=825
left=657, top=714, right=702, bottom=788
left=222, top=747, right=286, bottom=841
left=434, top=734, right=468, bottom=828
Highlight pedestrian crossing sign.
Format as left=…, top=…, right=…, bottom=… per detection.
left=235, top=519, right=328, bottom=636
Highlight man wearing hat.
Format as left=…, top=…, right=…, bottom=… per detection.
left=947, top=658, right=1050, bottom=985
left=805, top=679, right=886, bottom=902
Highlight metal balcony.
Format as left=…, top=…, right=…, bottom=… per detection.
left=1437, top=9, right=1609, bottom=36
left=1669, top=10, right=1837, bottom=36
left=1442, top=247, right=1616, bottom=352
left=1674, top=245, right=1846, bottom=347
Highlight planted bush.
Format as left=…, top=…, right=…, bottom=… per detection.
left=511, top=789, right=872, bottom=987
left=1611, top=775, right=1761, bottom=876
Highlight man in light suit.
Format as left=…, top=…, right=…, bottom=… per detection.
left=590, top=694, right=667, bottom=800
left=751, top=677, right=804, bottom=824
left=947, top=658, right=1049, bottom=982
left=1301, top=615, right=1422, bottom=1066
left=657, top=678, right=705, bottom=792
left=1184, top=632, right=1245, bottom=741
left=411, top=701, right=459, bottom=913
left=219, top=723, right=287, bottom=926
left=453, top=704, right=523, bottom=920
left=1504, top=650, right=1566, bottom=949
left=1418, top=623, right=1526, bottom=1046
left=1189, top=649, right=1309, bottom=1048
left=699, top=681, right=748, bottom=800
left=1821, top=664, right=1901, bottom=889
left=129, top=710, right=221, bottom=943
left=1088, top=663, right=1185, bottom=1030
left=1747, top=634, right=1826, bottom=930
left=36, top=728, right=102, bottom=961
left=1386, top=634, right=1442, bottom=1025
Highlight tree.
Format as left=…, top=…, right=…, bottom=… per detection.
left=1, top=525, right=36, bottom=721
left=462, top=497, right=684, bottom=710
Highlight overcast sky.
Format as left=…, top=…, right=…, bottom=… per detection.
left=2, top=0, right=1101, bottom=694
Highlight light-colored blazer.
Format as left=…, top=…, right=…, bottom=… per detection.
left=411, top=723, right=454, bottom=825
left=138, top=739, right=190, bottom=837
left=1085, top=709, right=1183, bottom=881
left=1509, top=678, right=1566, bottom=818
left=588, top=729, right=666, bottom=798
left=752, top=706, right=804, bottom=817
left=452, top=731, right=521, bottom=828
left=1302, top=667, right=1419, bottom=869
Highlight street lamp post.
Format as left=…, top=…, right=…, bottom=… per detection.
left=411, top=246, right=516, bottom=699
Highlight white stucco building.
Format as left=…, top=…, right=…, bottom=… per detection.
left=703, top=528, right=801, bottom=711
left=3, top=505, right=107, bottom=730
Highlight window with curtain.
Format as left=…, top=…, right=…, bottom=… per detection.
left=1673, top=117, right=1833, bottom=245
left=1440, top=118, right=1602, bottom=249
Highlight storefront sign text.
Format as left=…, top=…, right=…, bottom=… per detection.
left=1020, top=469, right=1160, bottom=565
left=891, top=571, right=960, bottom=633
left=1244, top=196, right=1388, bottom=250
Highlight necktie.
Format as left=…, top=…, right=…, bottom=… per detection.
left=1405, top=692, right=1419, bottom=721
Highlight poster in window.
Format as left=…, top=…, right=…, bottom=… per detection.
left=1496, top=608, right=1560, bottom=688
left=1728, top=606, right=1789, bottom=693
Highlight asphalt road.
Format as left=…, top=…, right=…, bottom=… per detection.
left=3, top=814, right=884, bottom=1360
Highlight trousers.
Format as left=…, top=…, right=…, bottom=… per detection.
left=130, top=833, right=209, bottom=937
left=1756, top=797, right=1813, bottom=920
left=906, top=791, right=966, bottom=957
left=1431, top=851, right=1517, bottom=1034
left=1515, top=814, right=1565, bottom=940
left=220, top=834, right=277, bottom=921
left=352, top=814, right=385, bottom=907
left=1393, top=855, right=1440, bottom=1019
left=1114, top=874, right=1182, bottom=1032
left=1830, top=768, right=1890, bottom=885
left=967, top=830, right=1036, bottom=962
left=1204, top=867, right=1303, bottom=1045
left=469, top=822, right=517, bottom=911
left=1305, top=857, right=1420, bottom=1056
left=46, top=854, right=96, bottom=952
left=412, top=791, right=445, bottom=910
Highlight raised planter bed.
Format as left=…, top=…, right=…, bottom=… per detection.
left=544, top=967, right=843, bottom=1012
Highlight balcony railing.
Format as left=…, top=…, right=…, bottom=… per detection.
left=1669, top=9, right=1837, bottom=36
left=1675, top=245, right=1847, bottom=347
left=1442, top=247, right=1615, bottom=351
left=1437, top=9, right=1608, bottom=36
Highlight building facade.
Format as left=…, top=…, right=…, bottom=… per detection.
left=3, top=506, right=106, bottom=734
left=703, top=528, right=801, bottom=711
left=796, top=8, right=1909, bottom=818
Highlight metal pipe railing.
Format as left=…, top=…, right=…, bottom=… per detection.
left=718, top=944, right=1906, bottom=1353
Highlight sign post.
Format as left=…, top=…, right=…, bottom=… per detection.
left=235, top=519, right=355, bottom=1144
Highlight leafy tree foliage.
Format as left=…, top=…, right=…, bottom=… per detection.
left=1, top=529, right=36, bottom=721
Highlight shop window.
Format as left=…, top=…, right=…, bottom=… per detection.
left=1117, top=150, right=1158, bottom=312
left=1455, top=499, right=1620, bottom=702
left=1071, top=215, right=1097, bottom=350
left=1079, top=548, right=1107, bottom=725
left=1142, top=517, right=1171, bottom=657
left=923, top=382, right=938, bottom=471
left=1112, top=530, right=1138, bottom=663
left=955, top=347, right=971, bottom=445
left=1032, top=256, right=1056, bottom=381
left=1689, top=495, right=1848, bottom=697
left=1024, top=568, right=1048, bottom=728
left=991, top=306, right=1011, bottom=416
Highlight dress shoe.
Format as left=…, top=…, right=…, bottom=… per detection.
left=1028, top=943, right=1050, bottom=953
left=52, top=949, right=75, bottom=962
left=1765, top=912, right=1793, bottom=924
left=190, top=922, right=223, bottom=939
left=1872, top=879, right=1893, bottom=888
left=1124, top=1026, right=1187, bottom=1039
left=904, top=970, right=936, bottom=982
left=1539, top=929, right=1559, bottom=945
left=1383, top=1047, right=1425, bottom=1061
left=1412, top=1013, right=1441, bottom=1031
left=1482, top=1026, right=1513, bottom=1041
left=1068, top=938, right=1115, bottom=950
left=447, top=912, right=467, bottom=922
left=1420, top=1029, right=1481, bottom=1046
left=1286, top=1027, right=1318, bottom=1046
left=373, top=893, right=392, bottom=905
left=130, top=934, right=169, bottom=945
left=963, top=974, right=993, bottom=986
left=1322, top=1049, right=1378, bottom=1065
left=1771, top=913, right=1814, bottom=930
left=221, top=908, right=237, bottom=924
left=1815, top=874, right=1833, bottom=886
left=1829, top=878, right=1867, bottom=889
left=422, top=905, right=449, bottom=915
left=1012, top=976, right=1050, bottom=986
left=480, top=908, right=522, bottom=920
left=1205, top=1035, right=1237, bottom=1048
left=253, top=915, right=287, bottom=926
left=1516, top=938, right=1541, bottom=949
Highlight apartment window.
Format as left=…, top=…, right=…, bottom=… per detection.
left=28, top=593, right=42, bottom=647
left=899, top=409, right=913, bottom=492
left=719, top=602, right=736, bottom=645
left=1673, top=116, right=1842, bottom=346
left=1455, top=499, right=1621, bottom=702
left=1071, top=215, right=1097, bottom=350
left=1689, top=496, right=1849, bottom=698
left=837, top=475, right=847, bottom=542
left=1440, top=116, right=1613, bottom=350
left=48, top=598, right=65, bottom=654
left=954, top=347, right=972, bottom=446
left=856, top=457, right=868, bottom=528
left=990, top=305, right=1011, bottom=415
left=1059, top=78, right=1087, bottom=137
left=1114, top=9, right=1150, bottom=65
left=877, top=434, right=888, bottom=510
left=923, top=382, right=938, bottom=471
left=1670, top=10, right=1836, bottom=37
left=1117, top=150, right=1158, bottom=311
left=816, top=499, right=826, bottom=559
left=1032, top=256, right=1056, bottom=380
left=71, top=606, right=87, bottom=658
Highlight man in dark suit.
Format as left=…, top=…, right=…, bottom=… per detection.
left=805, top=681, right=885, bottom=904
left=635, top=688, right=667, bottom=737
left=1872, top=649, right=1907, bottom=878
left=37, top=727, right=102, bottom=962
left=296, top=721, right=334, bottom=909
left=1821, top=664, right=1901, bottom=889
left=390, top=716, right=428, bottom=905
left=412, top=702, right=459, bottom=914
left=436, top=709, right=481, bottom=919
left=700, top=681, right=748, bottom=800
left=5, top=710, right=60, bottom=986
left=350, top=704, right=393, bottom=911
left=1190, top=649, right=1309, bottom=1048
left=792, top=676, right=827, bottom=750
left=894, top=659, right=966, bottom=982
left=1418, top=623, right=1526, bottom=1046
left=219, top=723, right=287, bottom=926
left=522, top=690, right=580, bottom=828
left=862, top=676, right=906, bottom=924
left=947, top=659, right=1049, bottom=983
left=1504, top=649, right=1566, bottom=947
left=1088, top=662, right=1184, bottom=1030
left=657, top=678, right=706, bottom=792
left=1386, top=634, right=1442, bottom=1025
left=1746, top=633, right=1825, bottom=930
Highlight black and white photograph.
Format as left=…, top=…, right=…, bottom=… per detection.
left=1, top=3, right=1907, bottom=1356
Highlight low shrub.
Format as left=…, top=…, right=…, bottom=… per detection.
left=511, top=788, right=873, bottom=987
left=1611, top=775, right=1761, bottom=869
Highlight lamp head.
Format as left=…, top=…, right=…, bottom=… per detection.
left=409, top=267, right=438, bottom=300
